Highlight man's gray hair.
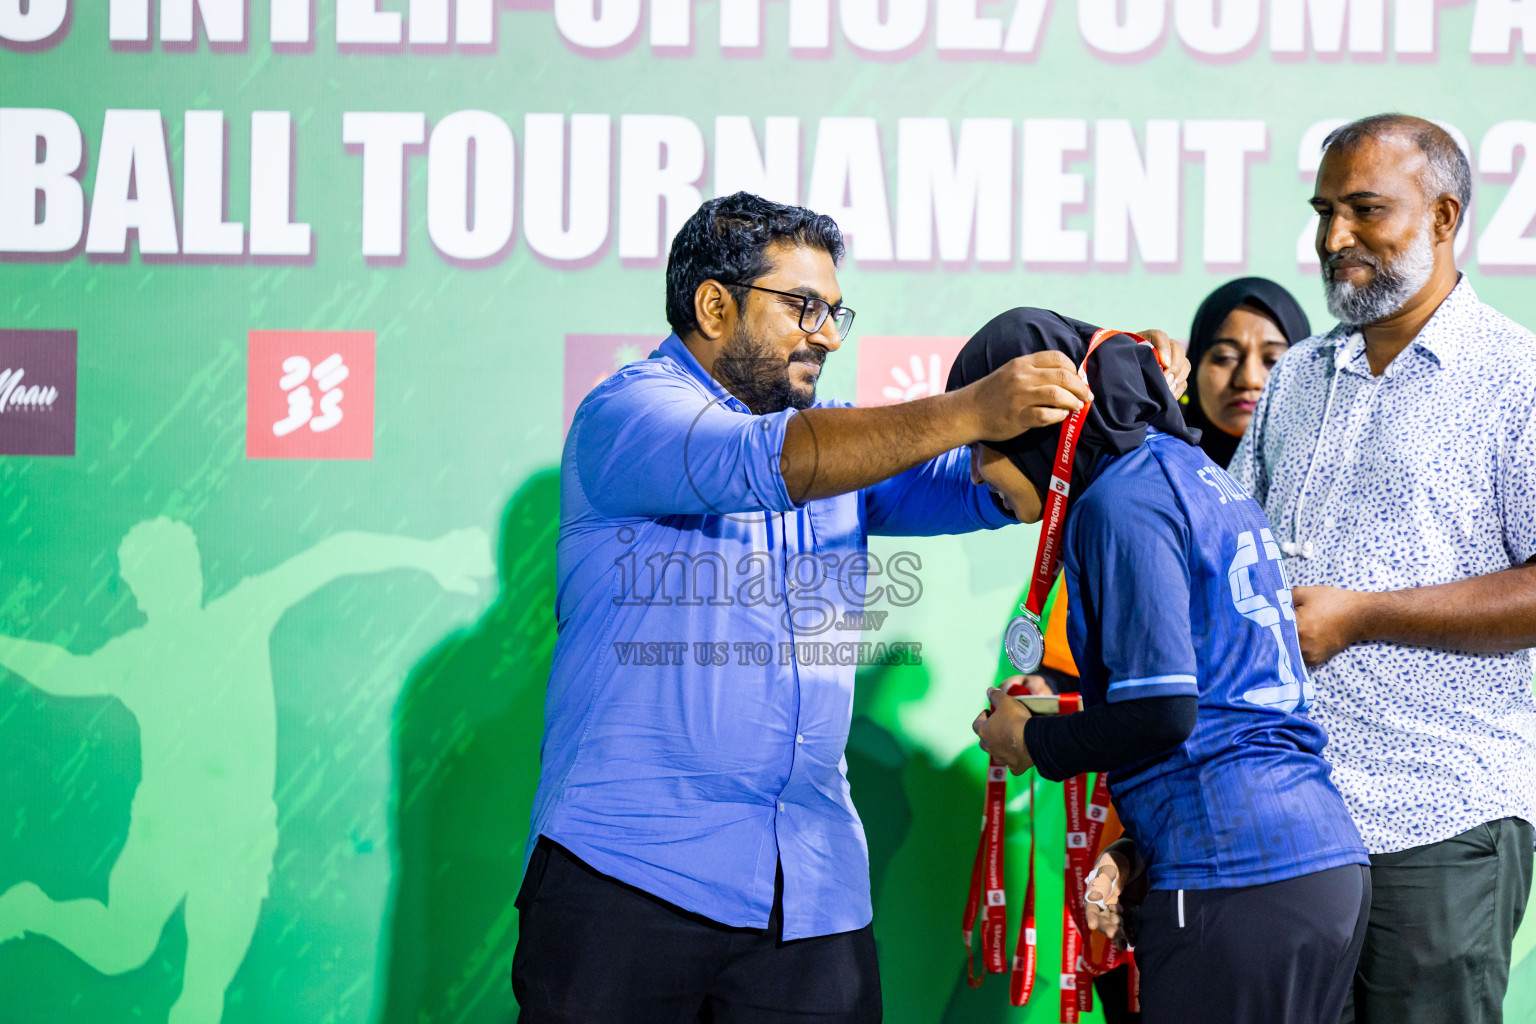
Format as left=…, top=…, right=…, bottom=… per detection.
left=1323, top=114, right=1472, bottom=229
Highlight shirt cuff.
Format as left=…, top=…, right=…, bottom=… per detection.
left=1104, top=674, right=1198, bottom=703
left=750, top=408, right=804, bottom=512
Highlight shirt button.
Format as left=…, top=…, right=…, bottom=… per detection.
left=1323, top=516, right=1336, bottom=529
left=796, top=734, right=804, bottom=744
left=779, top=802, right=787, bottom=812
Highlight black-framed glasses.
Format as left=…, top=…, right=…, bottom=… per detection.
left=726, top=283, right=857, bottom=340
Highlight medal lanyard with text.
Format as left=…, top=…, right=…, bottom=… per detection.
left=1003, top=328, right=1160, bottom=677
left=965, top=328, right=1159, bottom=1017
left=963, top=691, right=1125, bottom=1016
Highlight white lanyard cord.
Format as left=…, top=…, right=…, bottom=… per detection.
left=1281, top=352, right=1344, bottom=560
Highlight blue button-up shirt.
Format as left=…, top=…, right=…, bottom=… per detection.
left=527, top=334, right=1010, bottom=939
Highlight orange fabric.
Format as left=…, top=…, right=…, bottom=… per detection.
left=1040, top=577, right=1080, bottom=676
left=1096, top=802, right=1125, bottom=856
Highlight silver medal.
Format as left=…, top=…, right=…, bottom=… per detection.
left=1003, top=614, right=1045, bottom=674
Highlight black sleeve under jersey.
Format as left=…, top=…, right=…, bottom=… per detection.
left=1023, top=695, right=1198, bottom=782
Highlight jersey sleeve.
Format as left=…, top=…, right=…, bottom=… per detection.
left=1070, top=477, right=1199, bottom=703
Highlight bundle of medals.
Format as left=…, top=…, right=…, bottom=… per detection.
left=962, top=690, right=1139, bottom=1020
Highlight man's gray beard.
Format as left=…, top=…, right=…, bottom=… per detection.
left=713, top=322, right=820, bottom=415
left=1322, top=221, right=1436, bottom=327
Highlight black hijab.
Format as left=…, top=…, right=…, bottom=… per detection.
left=1183, top=277, right=1312, bottom=468
left=945, top=307, right=1200, bottom=505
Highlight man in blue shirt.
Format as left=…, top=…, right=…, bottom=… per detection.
left=513, top=195, right=1187, bottom=1022
left=964, top=309, right=1368, bottom=1024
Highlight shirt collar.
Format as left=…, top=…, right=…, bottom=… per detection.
left=657, top=334, right=750, bottom=412
left=1317, top=274, right=1476, bottom=375
left=1407, top=274, right=1476, bottom=369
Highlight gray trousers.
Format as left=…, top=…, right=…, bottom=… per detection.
left=1342, top=817, right=1535, bottom=1024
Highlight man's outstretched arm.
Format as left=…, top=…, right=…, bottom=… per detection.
left=0, top=635, right=96, bottom=696
left=780, top=351, right=1091, bottom=504
left=578, top=350, right=1092, bottom=520
left=229, top=528, right=494, bottom=613
left=781, top=329, right=1188, bottom=506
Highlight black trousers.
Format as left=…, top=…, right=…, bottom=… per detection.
left=1134, top=864, right=1371, bottom=1024
left=1091, top=963, right=1140, bottom=1024
left=1341, top=817, right=1535, bottom=1024
left=512, top=837, right=882, bottom=1024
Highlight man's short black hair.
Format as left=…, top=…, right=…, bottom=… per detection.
left=665, top=192, right=845, bottom=339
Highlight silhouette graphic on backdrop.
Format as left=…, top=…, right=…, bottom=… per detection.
left=0, top=518, right=492, bottom=1024
left=381, top=471, right=559, bottom=1024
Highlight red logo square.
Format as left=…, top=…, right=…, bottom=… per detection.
left=855, top=336, right=968, bottom=407
left=246, top=331, right=374, bottom=460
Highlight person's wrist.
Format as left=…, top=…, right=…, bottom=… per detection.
left=937, top=388, right=980, bottom=446
left=1347, top=588, right=1389, bottom=646
left=1020, top=714, right=1047, bottom=775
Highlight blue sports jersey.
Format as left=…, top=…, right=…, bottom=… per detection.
left=1062, top=430, right=1368, bottom=890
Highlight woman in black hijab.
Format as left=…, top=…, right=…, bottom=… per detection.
left=953, top=307, right=1370, bottom=1024
left=948, top=307, right=1199, bottom=1023
left=1182, top=278, right=1312, bottom=467
left=945, top=307, right=1200, bottom=507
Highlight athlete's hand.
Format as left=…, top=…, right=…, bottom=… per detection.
left=1084, top=851, right=1129, bottom=949
left=1137, top=328, right=1190, bottom=400
left=430, top=528, right=495, bottom=595
left=973, top=686, right=1035, bottom=775
left=961, top=351, right=1092, bottom=442
left=1087, top=839, right=1147, bottom=949
left=1291, top=585, right=1368, bottom=666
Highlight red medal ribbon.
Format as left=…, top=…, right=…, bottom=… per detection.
left=1021, top=329, right=1158, bottom=620
left=1060, top=898, right=1080, bottom=1022
left=1007, top=779, right=1039, bottom=1007
left=964, top=683, right=1035, bottom=1002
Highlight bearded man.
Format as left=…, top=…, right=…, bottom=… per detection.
left=512, top=192, right=1187, bottom=1021
left=1231, top=114, right=1536, bottom=1024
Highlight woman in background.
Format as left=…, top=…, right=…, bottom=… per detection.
left=1182, top=278, right=1311, bottom=467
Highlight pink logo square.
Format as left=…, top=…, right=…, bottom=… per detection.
left=855, top=336, right=968, bottom=408
left=564, top=334, right=655, bottom=436
left=246, top=331, right=375, bottom=460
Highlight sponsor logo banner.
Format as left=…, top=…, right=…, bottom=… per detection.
left=0, top=329, right=77, bottom=457
left=247, top=330, right=375, bottom=460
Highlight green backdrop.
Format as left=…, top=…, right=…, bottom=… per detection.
left=3, top=1, right=1535, bottom=1020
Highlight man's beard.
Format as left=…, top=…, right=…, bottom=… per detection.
left=1322, top=217, right=1436, bottom=327
left=713, top=322, right=823, bottom=415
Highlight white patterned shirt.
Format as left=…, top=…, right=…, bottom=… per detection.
left=1231, top=277, right=1536, bottom=855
